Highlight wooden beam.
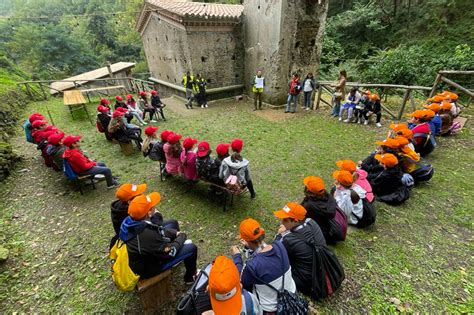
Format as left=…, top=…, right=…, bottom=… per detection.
left=318, top=81, right=432, bottom=91
left=440, top=76, right=474, bottom=97
left=430, top=73, right=442, bottom=97
left=398, top=89, right=411, bottom=120
left=438, top=70, right=474, bottom=75
left=314, top=85, right=322, bottom=110
left=382, top=103, right=398, bottom=120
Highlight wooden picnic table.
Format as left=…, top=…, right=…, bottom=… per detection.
left=63, top=90, right=93, bottom=125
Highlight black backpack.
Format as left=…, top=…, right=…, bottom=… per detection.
left=196, top=156, right=213, bottom=179
left=355, top=198, right=376, bottom=228
left=148, top=142, right=165, bottom=162
left=377, top=185, right=410, bottom=206
left=176, top=264, right=212, bottom=315
left=410, top=164, right=434, bottom=183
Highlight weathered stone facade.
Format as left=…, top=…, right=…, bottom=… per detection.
left=137, top=0, right=328, bottom=105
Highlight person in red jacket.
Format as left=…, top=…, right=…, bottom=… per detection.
left=62, top=135, right=119, bottom=188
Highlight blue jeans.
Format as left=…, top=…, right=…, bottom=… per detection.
left=161, top=243, right=198, bottom=282
left=304, top=91, right=313, bottom=108
left=80, top=162, right=114, bottom=186
left=285, top=94, right=298, bottom=112
left=332, top=95, right=341, bottom=116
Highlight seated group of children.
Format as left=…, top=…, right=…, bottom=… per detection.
left=141, top=127, right=257, bottom=198
left=23, top=112, right=120, bottom=189
left=339, top=88, right=382, bottom=127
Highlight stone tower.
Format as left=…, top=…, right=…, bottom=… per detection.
left=243, top=0, right=329, bottom=104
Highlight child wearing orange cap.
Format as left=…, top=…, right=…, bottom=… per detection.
left=181, top=137, right=199, bottom=181
left=163, top=132, right=183, bottom=175
left=125, top=94, right=146, bottom=125
left=274, top=203, right=343, bottom=299
left=360, top=93, right=382, bottom=127
left=231, top=218, right=296, bottom=313
left=300, top=176, right=342, bottom=244
left=439, top=91, right=460, bottom=117
left=119, top=192, right=198, bottom=282
left=220, top=139, right=256, bottom=198
left=332, top=170, right=366, bottom=225
left=336, top=160, right=374, bottom=203
left=202, top=256, right=261, bottom=315
left=423, top=103, right=442, bottom=136
left=408, top=110, right=436, bottom=157
left=369, top=153, right=409, bottom=205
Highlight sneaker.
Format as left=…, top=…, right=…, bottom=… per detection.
left=150, top=120, right=157, bottom=123
left=376, top=122, right=382, bottom=128
left=343, top=119, right=350, bottom=123
left=205, top=104, right=208, bottom=108
left=305, top=107, right=310, bottom=111
left=338, top=117, right=342, bottom=121
left=201, top=105, right=204, bottom=108
left=94, top=174, right=105, bottom=179
left=142, top=122, right=148, bottom=125
left=107, top=181, right=120, bottom=189
left=364, top=120, right=369, bottom=125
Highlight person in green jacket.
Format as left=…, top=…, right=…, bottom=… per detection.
left=182, top=71, right=195, bottom=109
left=252, top=70, right=265, bottom=111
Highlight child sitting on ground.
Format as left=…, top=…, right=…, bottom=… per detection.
left=339, top=87, right=361, bottom=123
left=438, top=102, right=459, bottom=135
left=332, top=170, right=366, bottom=226
left=408, top=109, right=436, bottom=157
left=336, top=159, right=374, bottom=203
left=163, top=132, right=183, bottom=175
left=180, top=137, right=198, bottom=181
left=423, top=103, right=442, bottom=136
left=24, top=112, right=44, bottom=143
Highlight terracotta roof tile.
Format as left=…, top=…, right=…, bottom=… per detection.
left=145, top=0, right=243, bottom=20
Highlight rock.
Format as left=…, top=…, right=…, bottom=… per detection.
left=0, top=246, right=9, bottom=262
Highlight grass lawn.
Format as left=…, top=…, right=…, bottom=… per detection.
left=0, top=95, right=473, bottom=313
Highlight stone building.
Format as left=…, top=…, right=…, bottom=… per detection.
left=137, top=0, right=328, bottom=105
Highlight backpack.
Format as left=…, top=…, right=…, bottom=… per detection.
left=109, top=239, right=140, bottom=291
left=293, top=225, right=345, bottom=300
left=177, top=264, right=213, bottom=315
left=377, top=185, right=410, bottom=206
left=328, top=207, right=347, bottom=242
left=196, top=156, right=213, bottom=179
left=355, top=199, right=376, bottom=228
left=247, top=244, right=308, bottom=315
left=413, top=132, right=436, bottom=157
left=96, top=119, right=105, bottom=133
left=225, top=167, right=244, bottom=192
left=148, top=142, right=164, bottom=161
left=410, top=164, right=434, bottom=183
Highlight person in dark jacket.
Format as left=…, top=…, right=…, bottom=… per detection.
left=302, top=72, right=316, bottom=110
left=97, top=105, right=112, bottom=141
left=212, top=143, right=230, bottom=185
left=46, top=132, right=65, bottom=171
left=300, top=176, right=340, bottom=244
left=119, top=192, right=198, bottom=282
left=108, top=109, right=143, bottom=150
left=368, top=153, right=405, bottom=198
left=109, top=183, right=147, bottom=249
left=196, top=141, right=213, bottom=180
left=359, top=137, right=400, bottom=176
left=195, top=74, right=208, bottom=108
left=150, top=90, right=166, bottom=121
left=114, top=95, right=133, bottom=124
left=274, top=203, right=328, bottom=297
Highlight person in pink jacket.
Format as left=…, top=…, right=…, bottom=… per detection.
left=180, top=137, right=198, bottom=181
left=163, top=132, right=183, bottom=175
left=336, top=159, right=374, bottom=203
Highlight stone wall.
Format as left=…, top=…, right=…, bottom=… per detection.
left=142, top=13, right=244, bottom=90
left=243, top=0, right=328, bottom=104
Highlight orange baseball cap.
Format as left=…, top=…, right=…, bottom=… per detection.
left=440, top=102, right=453, bottom=111
left=274, top=202, right=307, bottom=221
left=375, top=153, right=398, bottom=167
left=375, top=138, right=400, bottom=149
left=423, top=103, right=441, bottom=113
left=239, top=218, right=265, bottom=241
left=303, top=176, right=326, bottom=194
left=423, top=109, right=436, bottom=119
left=115, top=183, right=147, bottom=202
left=336, top=159, right=357, bottom=173
left=389, top=123, right=408, bottom=132
left=332, top=170, right=353, bottom=187
left=409, top=109, right=427, bottom=119
left=396, top=128, right=413, bottom=140
left=369, top=93, right=380, bottom=101
left=128, top=192, right=161, bottom=220
left=208, top=256, right=242, bottom=315
left=394, top=136, right=409, bottom=147
left=440, top=91, right=458, bottom=101
left=428, top=95, right=445, bottom=103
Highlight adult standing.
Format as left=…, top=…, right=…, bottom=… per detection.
left=182, top=71, right=195, bottom=109
left=252, top=70, right=265, bottom=111
left=285, top=73, right=301, bottom=113
left=302, top=72, right=316, bottom=111
left=195, top=74, right=208, bottom=108
left=332, top=70, right=347, bottom=117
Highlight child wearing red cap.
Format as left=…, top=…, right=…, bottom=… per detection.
left=163, top=133, right=183, bottom=175
left=46, top=132, right=66, bottom=171
left=114, top=95, right=134, bottom=124
left=62, top=135, right=120, bottom=188
left=108, top=111, right=143, bottom=150
left=231, top=218, right=296, bottom=312
left=139, top=91, right=157, bottom=123
left=126, top=94, right=146, bottom=125
left=180, top=137, right=198, bottom=181
left=212, top=143, right=230, bottom=184
left=150, top=90, right=167, bottom=121
left=97, top=105, right=113, bottom=141
left=23, top=113, right=45, bottom=143
left=220, top=139, right=256, bottom=198
left=195, top=141, right=213, bottom=179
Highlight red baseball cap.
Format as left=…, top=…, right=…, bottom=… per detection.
left=231, top=139, right=243, bottom=153
left=160, top=130, right=171, bottom=142
left=32, top=120, right=48, bottom=129
left=197, top=141, right=210, bottom=157
left=100, top=98, right=110, bottom=105
left=126, top=94, right=133, bottom=100
left=139, top=91, right=147, bottom=97
left=44, top=125, right=58, bottom=132
left=183, top=137, right=198, bottom=150
left=167, top=133, right=182, bottom=145
left=97, top=105, right=109, bottom=113
left=112, top=110, right=125, bottom=118
left=144, top=126, right=158, bottom=137
left=28, top=113, right=44, bottom=123
left=150, top=90, right=157, bottom=95
left=63, top=135, right=81, bottom=147
left=117, top=107, right=128, bottom=113
left=115, top=95, right=123, bottom=101
left=47, top=132, right=65, bottom=145
left=216, top=143, right=230, bottom=156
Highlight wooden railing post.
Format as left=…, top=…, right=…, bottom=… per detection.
left=430, top=73, right=442, bottom=97
left=314, top=85, right=322, bottom=110
left=39, top=83, right=48, bottom=100
left=398, top=88, right=411, bottom=120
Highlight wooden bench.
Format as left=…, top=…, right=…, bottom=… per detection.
left=136, top=269, right=173, bottom=314
left=119, top=141, right=135, bottom=156
left=157, top=161, right=248, bottom=211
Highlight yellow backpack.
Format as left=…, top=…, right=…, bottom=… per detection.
left=109, top=239, right=140, bottom=291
